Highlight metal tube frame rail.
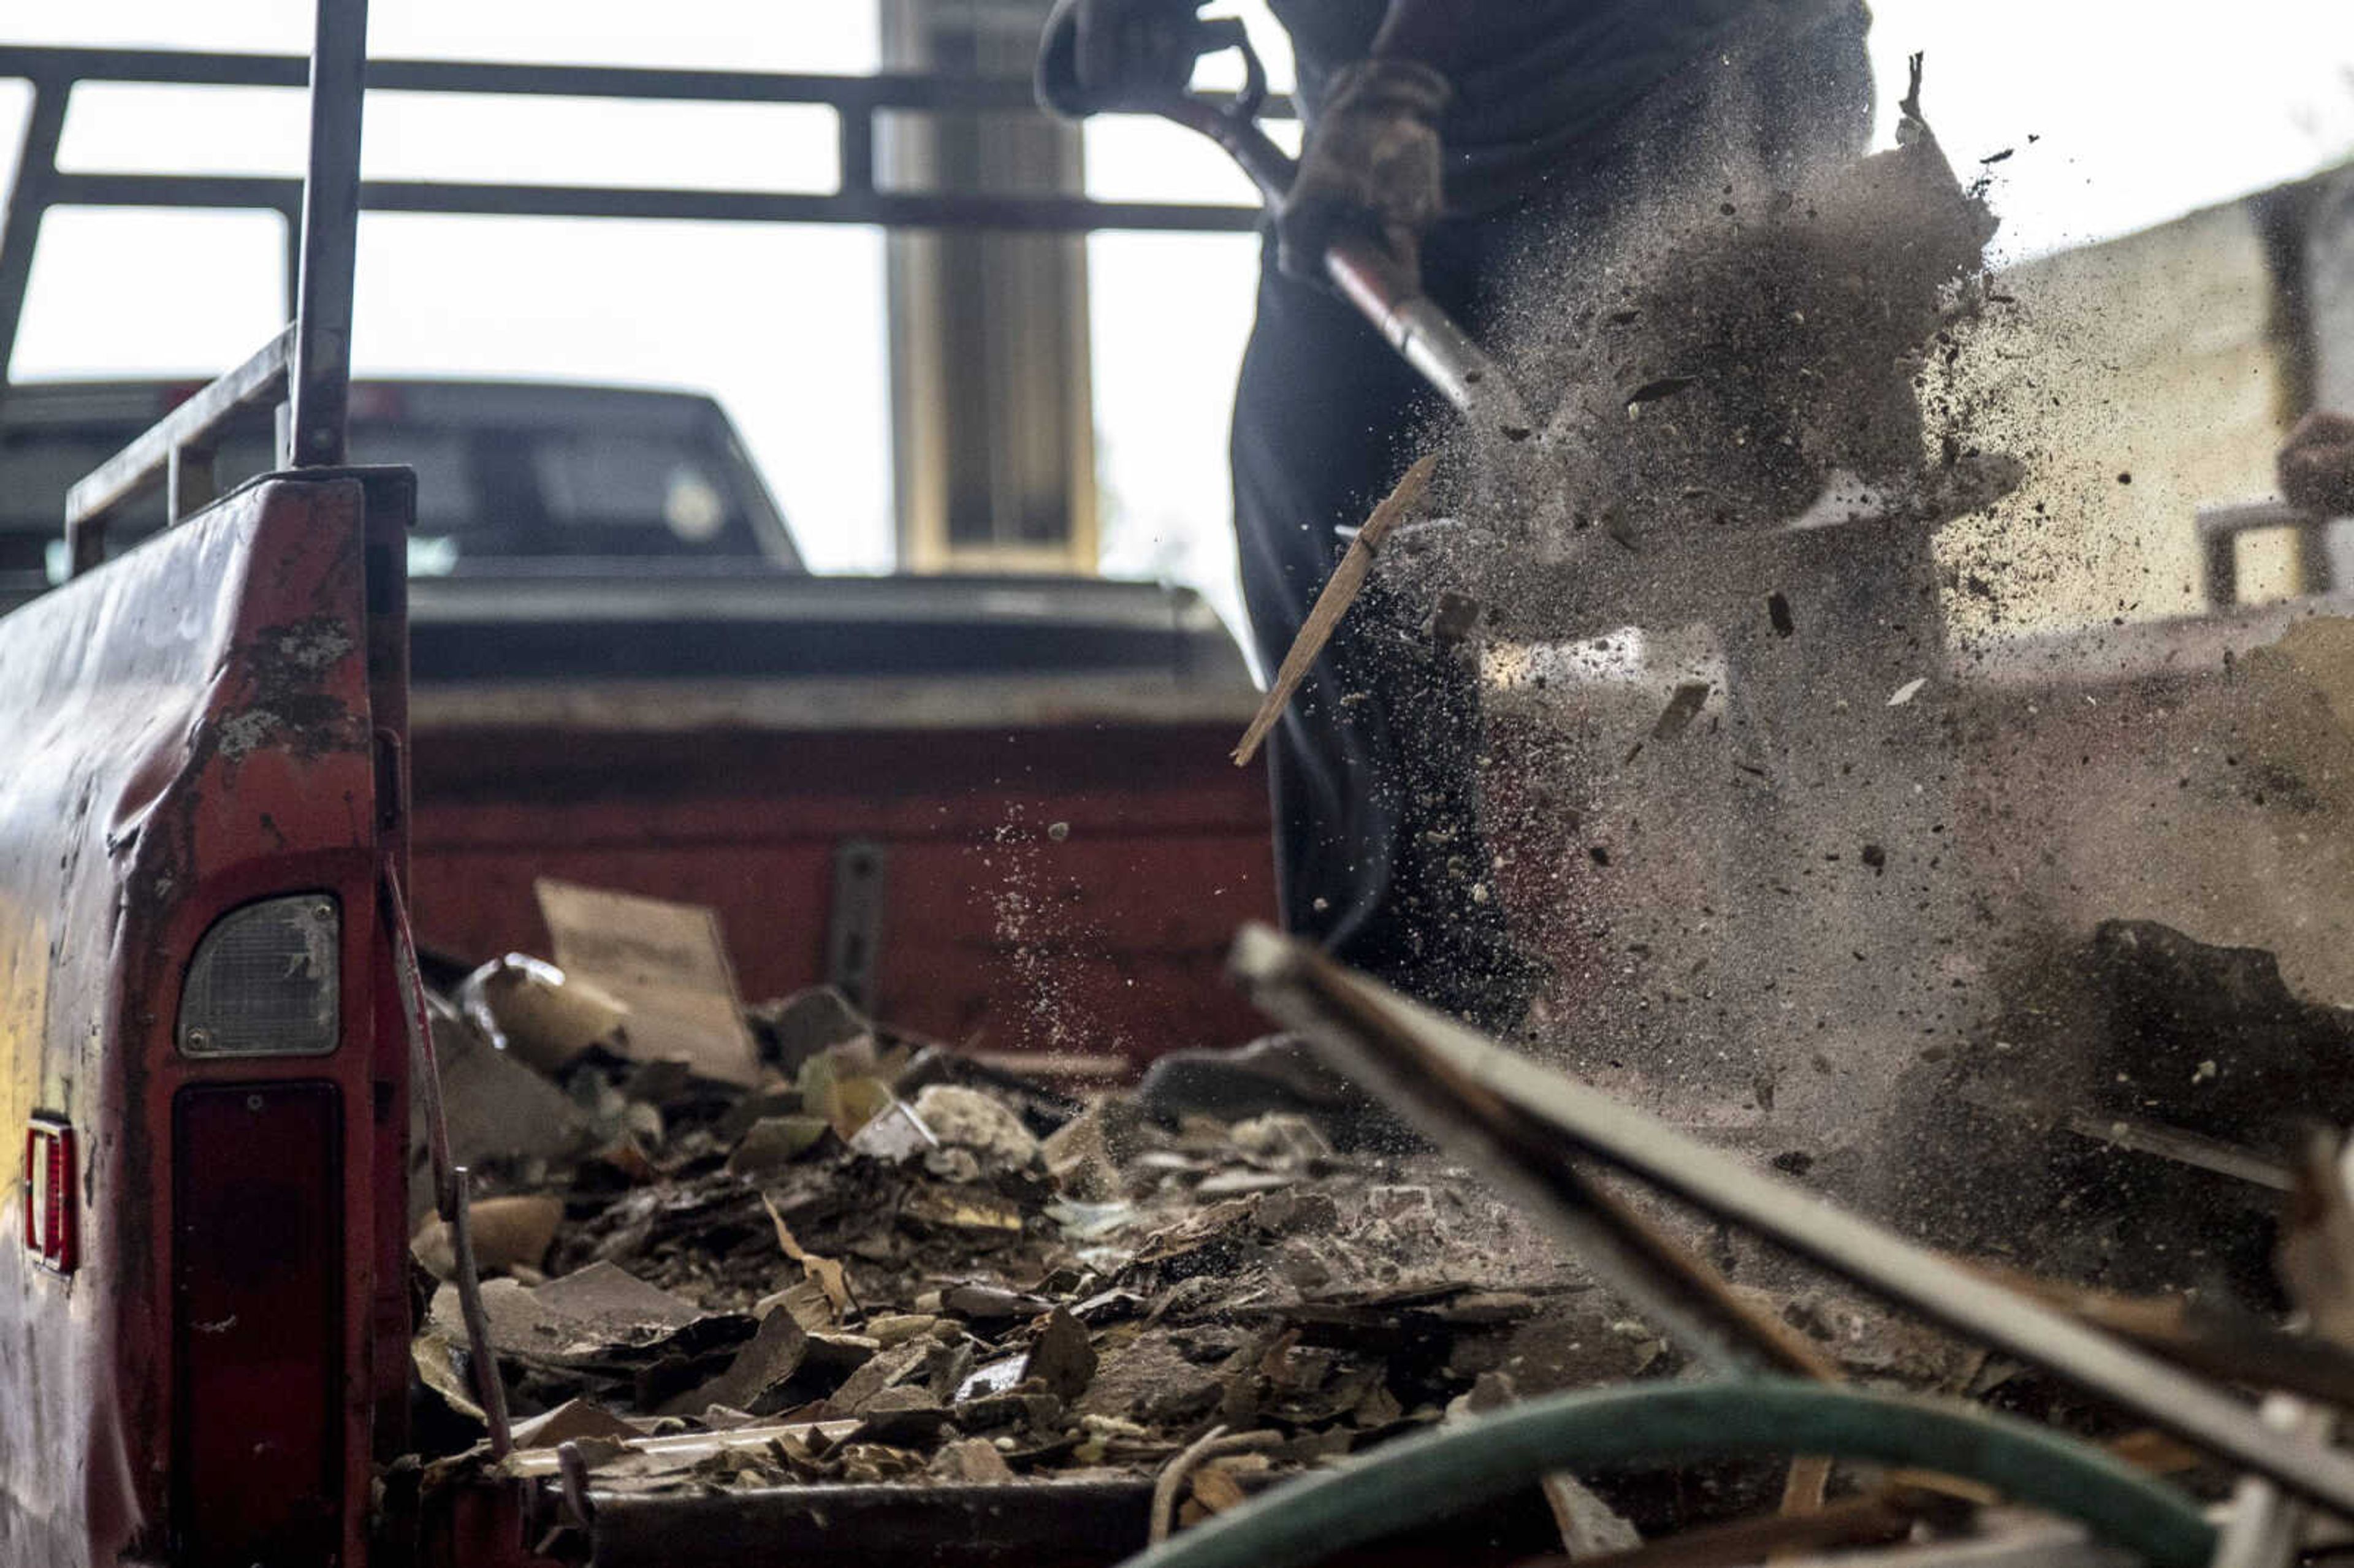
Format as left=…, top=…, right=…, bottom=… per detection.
left=0, top=42, right=1295, bottom=406
left=61, top=323, right=293, bottom=570
left=55, top=0, right=374, bottom=571
left=2195, top=499, right=2337, bottom=608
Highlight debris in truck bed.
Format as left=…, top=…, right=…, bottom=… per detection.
left=537, top=878, right=764, bottom=1087
left=409, top=882, right=2354, bottom=1561
left=1912, top=917, right=2354, bottom=1301
left=409, top=915, right=1919, bottom=1517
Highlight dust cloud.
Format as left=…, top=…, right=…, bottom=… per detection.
left=1371, top=58, right=2352, bottom=1298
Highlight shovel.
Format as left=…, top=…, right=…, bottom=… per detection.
left=1040, top=11, right=1535, bottom=437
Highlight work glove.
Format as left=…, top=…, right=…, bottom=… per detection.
left=2280, top=410, right=2354, bottom=516
left=1036, top=0, right=1213, bottom=118
left=1276, top=58, right=1452, bottom=294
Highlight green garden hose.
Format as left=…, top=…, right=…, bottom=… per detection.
left=1118, top=1379, right=2215, bottom=1568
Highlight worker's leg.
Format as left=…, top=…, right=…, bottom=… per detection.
left=1230, top=227, right=1534, bottom=1030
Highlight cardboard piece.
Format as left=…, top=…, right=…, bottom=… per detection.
left=531, top=1261, right=706, bottom=1338
left=535, top=880, right=763, bottom=1088
left=411, top=998, right=592, bottom=1226
left=512, top=1398, right=643, bottom=1450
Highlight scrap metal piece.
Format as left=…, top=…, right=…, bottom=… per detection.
left=2211, top=1395, right=2331, bottom=1568
left=1227, top=923, right=2354, bottom=1515
left=2060, top=1112, right=2291, bottom=1193
left=557, top=1440, right=598, bottom=1534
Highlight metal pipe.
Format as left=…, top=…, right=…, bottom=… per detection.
left=288, top=0, right=367, bottom=468
left=44, top=169, right=1266, bottom=235
left=0, top=84, right=64, bottom=400
left=1228, top=923, right=2354, bottom=1517
left=0, top=45, right=1294, bottom=118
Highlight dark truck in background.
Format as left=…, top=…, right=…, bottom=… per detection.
left=0, top=376, right=1274, bottom=1054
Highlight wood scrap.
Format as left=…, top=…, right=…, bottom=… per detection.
left=1232, top=453, right=1438, bottom=767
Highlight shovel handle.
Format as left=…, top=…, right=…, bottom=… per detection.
left=1155, top=32, right=1533, bottom=430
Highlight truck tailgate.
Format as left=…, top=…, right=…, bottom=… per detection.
left=0, top=470, right=411, bottom=1567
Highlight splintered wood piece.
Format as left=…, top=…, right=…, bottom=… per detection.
left=1231, top=452, right=1438, bottom=767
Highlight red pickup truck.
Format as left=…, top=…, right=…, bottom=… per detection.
left=0, top=14, right=1272, bottom=1563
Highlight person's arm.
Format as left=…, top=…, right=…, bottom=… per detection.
left=1274, top=2, right=1459, bottom=287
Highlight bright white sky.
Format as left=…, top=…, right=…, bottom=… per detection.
left=3, top=1, right=2352, bottom=635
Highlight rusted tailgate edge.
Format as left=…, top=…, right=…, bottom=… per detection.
left=436, top=1475, right=1561, bottom=1568
left=0, top=470, right=409, bottom=1567
left=407, top=677, right=1261, bottom=734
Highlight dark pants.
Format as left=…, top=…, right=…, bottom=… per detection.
left=1228, top=4, right=1872, bottom=1027
left=1231, top=219, right=1532, bottom=1027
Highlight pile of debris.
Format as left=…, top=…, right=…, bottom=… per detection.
left=397, top=885, right=2354, bottom=1568
left=405, top=886, right=1968, bottom=1536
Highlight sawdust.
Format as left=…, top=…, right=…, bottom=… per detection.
left=1338, top=64, right=2354, bottom=1306
left=1355, top=78, right=2014, bottom=1192
left=1492, top=139, right=1995, bottom=560
left=1365, top=69, right=2354, bottom=1296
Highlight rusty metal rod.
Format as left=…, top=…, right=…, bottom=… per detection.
left=448, top=1165, right=515, bottom=1455
left=383, top=856, right=511, bottom=1456
left=381, top=856, right=454, bottom=1220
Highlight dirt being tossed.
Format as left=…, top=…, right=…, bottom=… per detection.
left=1434, top=61, right=2003, bottom=580
left=1352, top=64, right=2023, bottom=1211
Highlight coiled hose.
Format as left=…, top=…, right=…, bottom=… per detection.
left=1115, top=1379, right=2215, bottom=1568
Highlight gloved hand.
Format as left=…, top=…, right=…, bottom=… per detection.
left=2280, top=410, right=2354, bottom=516
left=1276, top=57, right=1452, bottom=292
left=1036, top=0, right=1212, bottom=118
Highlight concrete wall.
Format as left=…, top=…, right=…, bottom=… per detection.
left=1935, top=174, right=2339, bottom=641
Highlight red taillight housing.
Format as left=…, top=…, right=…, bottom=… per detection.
left=23, top=1116, right=75, bottom=1274
left=173, top=1083, right=343, bottom=1565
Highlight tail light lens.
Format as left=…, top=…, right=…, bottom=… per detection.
left=22, top=1116, right=75, bottom=1274
left=178, top=894, right=340, bottom=1057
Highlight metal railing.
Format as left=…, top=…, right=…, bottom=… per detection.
left=2195, top=499, right=2337, bottom=607
left=51, top=0, right=371, bottom=571
left=0, top=43, right=1292, bottom=402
